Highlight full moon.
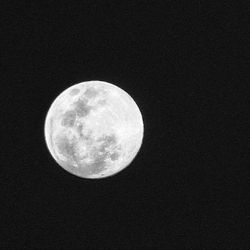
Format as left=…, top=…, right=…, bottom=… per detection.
left=44, top=80, right=144, bottom=179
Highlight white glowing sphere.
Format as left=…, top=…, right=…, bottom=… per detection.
left=44, top=80, right=144, bottom=179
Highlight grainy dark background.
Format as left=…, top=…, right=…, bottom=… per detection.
left=1, top=1, right=249, bottom=249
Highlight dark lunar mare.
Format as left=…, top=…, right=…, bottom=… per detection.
left=73, top=98, right=92, bottom=117
left=69, top=88, right=80, bottom=96
left=55, top=135, right=78, bottom=163
left=110, top=151, right=120, bottom=161
left=61, top=110, right=76, bottom=127
left=86, top=161, right=107, bottom=175
left=97, top=134, right=117, bottom=145
left=76, top=123, right=93, bottom=142
left=84, top=87, right=99, bottom=98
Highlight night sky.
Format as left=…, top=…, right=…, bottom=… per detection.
left=1, top=1, right=249, bottom=249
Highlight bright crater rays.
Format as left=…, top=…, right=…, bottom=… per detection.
left=44, top=80, right=144, bottom=179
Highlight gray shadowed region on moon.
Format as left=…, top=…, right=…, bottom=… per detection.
left=69, top=88, right=80, bottom=96
left=60, top=110, right=76, bottom=127
left=44, top=80, right=144, bottom=179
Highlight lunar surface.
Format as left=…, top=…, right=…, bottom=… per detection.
left=44, top=80, right=144, bottom=179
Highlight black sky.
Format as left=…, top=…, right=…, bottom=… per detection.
left=1, top=1, right=249, bottom=249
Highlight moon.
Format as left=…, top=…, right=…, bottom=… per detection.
left=44, top=80, right=144, bottom=179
